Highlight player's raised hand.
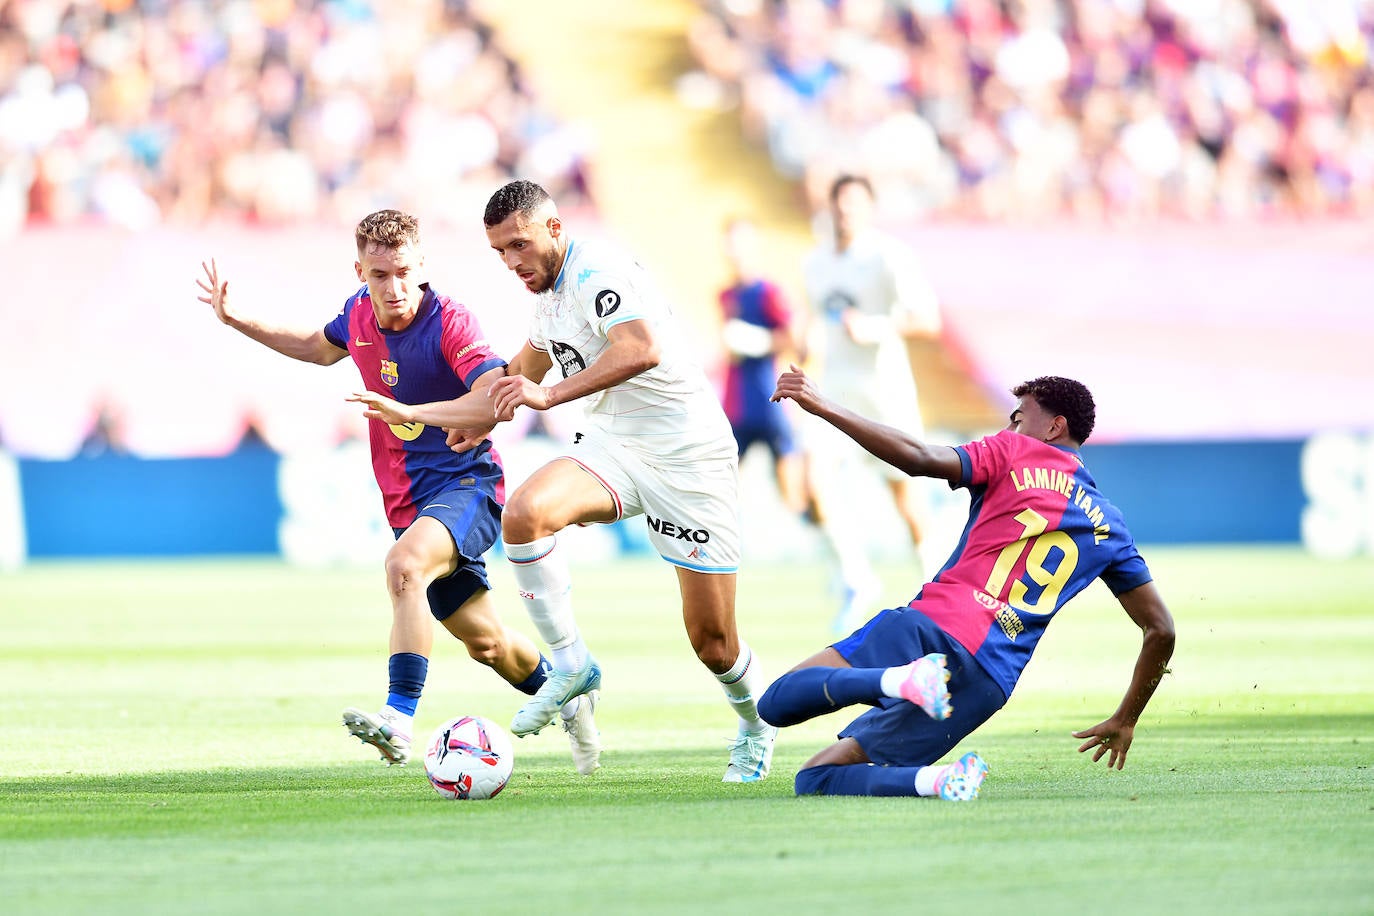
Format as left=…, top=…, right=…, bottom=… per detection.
left=347, top=390, right=414, bottom=425
left=489, top=374, right=550, bottom=420
left=197, top=259, right=236, bottom=325
left=1072, top=719, right=1134, bottom=771
left=771, top=363, right=825, bottom=413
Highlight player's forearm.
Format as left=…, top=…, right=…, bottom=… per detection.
left=406, top=390, right=501, bottom=428
left=813, top=399, right=934, bottom=475
left=543, top=343, right=658, bottom=408
left=1113, top=625, right=1176, bottom=725
left=229, top=317, right=339, bottom=365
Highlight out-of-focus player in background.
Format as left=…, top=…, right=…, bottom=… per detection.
left=196, top=210, right=598, bottom=772
left=803, top=174, right=944, bottom=634
left=759, top=368, right=1176, bottom=800
left=351, top=180, right=779, bottom=782
left=717, top=216, right=810, bottom=515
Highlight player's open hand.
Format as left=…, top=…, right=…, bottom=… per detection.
left=771, top=363, right=825, bottom=413
left=445, top=426, right=493, bottom=453
left=347, top=390, right=414, bottom=425
left=1073, top=719, right=1135, bottom=770
left=489, top=374, right=550, bottom=420
left=197, top=258, right=236, bottom=325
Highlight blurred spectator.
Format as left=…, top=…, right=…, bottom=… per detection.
left=0, top=0, right=591, bottom=235
left=687, top=0, right=1374, bottom=222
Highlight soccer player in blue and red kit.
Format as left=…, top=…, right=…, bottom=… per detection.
left=197, top=210, right=600, bottom=773
left=717, top=217, right=808, bottom=515
left=759, top=366, right=1176, bottom=800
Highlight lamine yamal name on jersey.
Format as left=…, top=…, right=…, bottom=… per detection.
left=1008, top=463, right=1112, bottom=544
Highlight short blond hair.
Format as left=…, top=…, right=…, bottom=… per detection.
left=355, top=209, right=420, bottom=254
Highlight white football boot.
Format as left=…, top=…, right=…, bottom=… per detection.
left=342, top=706, right=412, bottom=766
left=560, top=690, right=602, bottom=776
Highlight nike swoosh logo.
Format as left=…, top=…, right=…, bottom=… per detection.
left=354, top=338, right=373, bottom=347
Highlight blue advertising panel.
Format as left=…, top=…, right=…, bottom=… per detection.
left=19, top=445, right=282, bottom=557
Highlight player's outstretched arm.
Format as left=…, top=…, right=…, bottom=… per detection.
left=772, top=364, right=960, bottom=482
left=196, top=259, right=346, bottom=366
left=1073, top=581, right=1176, bottom=770
left=348, top=366, right=506, bottom=431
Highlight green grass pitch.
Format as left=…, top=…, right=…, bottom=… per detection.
left=2, top=546, right=1371, bottom=914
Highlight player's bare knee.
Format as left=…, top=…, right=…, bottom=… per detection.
left=383, top=547, right=424, bottom=596
left=500, top=491, right=553, bottom=543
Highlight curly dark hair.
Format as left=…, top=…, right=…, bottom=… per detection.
left=355, top=209, right=420, bottom=253
left=484, top=179, right=553, bottom=227
left=1012, top=376, right=1096, bottom=444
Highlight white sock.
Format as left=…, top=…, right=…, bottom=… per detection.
left=914, top=763, right=947, bottom=797
left=716, top=643, right=766, bottom=733
left=878, top=664, right=911, bottom=699
left=504, top=536, right=588, bottom=673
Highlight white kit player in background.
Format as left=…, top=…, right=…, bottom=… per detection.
left=350, top=180, right=778, bottom=782
left=803, top=174, right=944, bottom=635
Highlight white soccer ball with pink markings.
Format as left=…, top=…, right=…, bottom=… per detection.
left=423, top=715, right=514, bottom=800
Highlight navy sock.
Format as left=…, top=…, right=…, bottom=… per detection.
left=758, top=667, right=886, bottom=727
left=795, top=763, right=920, bottom=797
left=512, top=655, right=552, bottom=696
left=385, top=652, right=428, bottom=717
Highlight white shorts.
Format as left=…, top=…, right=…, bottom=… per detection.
left=559, top=427, right=741, bottom=573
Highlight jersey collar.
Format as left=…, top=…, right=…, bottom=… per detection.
left=552, top=239, right=576, bottom=293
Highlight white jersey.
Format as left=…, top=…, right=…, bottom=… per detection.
left=529, top=237, right=735, bottom=464
left=803, top=229, right=941, bottom=422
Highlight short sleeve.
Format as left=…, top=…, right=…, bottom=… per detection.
left=1100, top=543, right=1154, bottom=596
left=322, top=293, right=356, bottom=349
left=439, top=302, right=506, bottom=388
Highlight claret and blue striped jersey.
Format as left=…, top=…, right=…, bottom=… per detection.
left=913, top=429, right=1153, bottom=698
left=323, top=285, right=507, bottom=528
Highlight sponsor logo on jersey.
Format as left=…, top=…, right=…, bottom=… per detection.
left=551, top=341, right=586, bottom=378
left=389, top=421, right=424, bottom=442
left=821, top=289, right=856, bottom=319
left=975, top=589, right=1025, bottom=641
left=594, top=289, right=620, bottom=317
left=646, top=515, right=710, bottom=543
left=354, top=337, right=373, bottom=347
left=380, top=359, right=399, bottom=386
left=687, top=545, right=712, bottom=562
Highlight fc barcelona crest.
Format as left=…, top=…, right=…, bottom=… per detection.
left=380, top=359, right=399, bottom=387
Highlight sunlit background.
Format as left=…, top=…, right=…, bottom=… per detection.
left=2, top=0, right=1372, bottom=570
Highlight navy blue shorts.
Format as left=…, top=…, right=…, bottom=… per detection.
left=392, top=486, right=502, bottom=622
left=732, top=405, right=798, bottom=461
left=831, top=607, right=1007, bottom=767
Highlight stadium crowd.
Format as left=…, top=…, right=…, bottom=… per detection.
left=687, top=0, right=1374, bottom=222
left=0, top=0, right=591, bottom=235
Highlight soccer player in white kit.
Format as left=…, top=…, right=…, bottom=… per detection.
left=803, top=174, right=944, bottom=635
left=352, top=180, right=777, bottom=782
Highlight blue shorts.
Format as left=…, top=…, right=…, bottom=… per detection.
left=392, top=486, right=502, bottom=622
left=831, top=607, right=1007, bottom=767
left=732, top=404, right=798, bottom=461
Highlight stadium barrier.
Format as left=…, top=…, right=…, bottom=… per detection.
left=2, top=433, right=1368, bottom=568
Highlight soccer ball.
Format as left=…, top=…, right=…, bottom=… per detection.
left=422, top=715, right=514, bottom=800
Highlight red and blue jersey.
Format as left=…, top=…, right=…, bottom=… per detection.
left=720, top=280, right=791, bottom=425
left=323, top=285, right=506, bottom=528
left=913, top=430, right=1153, bottom=698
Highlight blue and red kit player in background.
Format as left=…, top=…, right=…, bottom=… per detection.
left=197, top=210, right=593, bottom=771
left=717, top=217, right=809, bottom=514
left=758, top=366, right=1176, bottom=800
